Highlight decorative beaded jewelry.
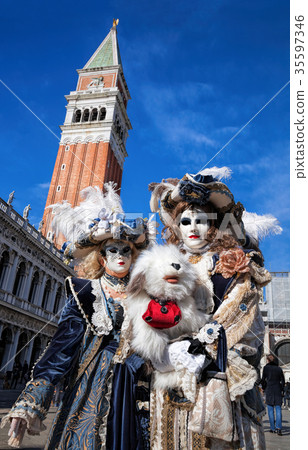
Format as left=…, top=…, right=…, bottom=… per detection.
left=188, top=254, right=203, bottom=264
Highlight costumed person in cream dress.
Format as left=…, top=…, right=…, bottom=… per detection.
left=2, top=184, right=155, bottom=450
left=148, top=167, right=282, bottom=449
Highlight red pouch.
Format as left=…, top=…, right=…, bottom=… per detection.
left=142, top=299, right=182, bottom=329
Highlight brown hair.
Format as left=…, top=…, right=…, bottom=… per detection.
left=164, top=201, right=239, bottom=253
left=267, top=354, right=278, bottom=364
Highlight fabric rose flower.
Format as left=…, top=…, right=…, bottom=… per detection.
left=215, top=248, right=250, bottom=279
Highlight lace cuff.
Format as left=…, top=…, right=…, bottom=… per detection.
left=1, top=409, right=46, bottom=436
left=1, top=379, right=54, bottom=434
left=180, top=368, right=198, bottom=402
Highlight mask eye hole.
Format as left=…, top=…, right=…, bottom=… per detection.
left=123, top=246, right=131, bottom=254
left=180, top=218, right=191, bottom=226
left=107, top=248, right=118, bottom=254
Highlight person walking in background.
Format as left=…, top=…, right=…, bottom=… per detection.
left=261, top=354, right=285, bottom=436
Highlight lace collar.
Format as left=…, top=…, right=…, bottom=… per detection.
left=91, top=279, right=114, bottom=336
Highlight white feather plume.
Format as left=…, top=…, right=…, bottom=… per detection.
left=48, top=201, right=85, bottom=243
left=48, top=183, right=123, bottom=243
left=79, top=184, right=123, bottom=219
left=242, top=211, right=283, bottom=242
left=197, top=166, right=232, bottom=180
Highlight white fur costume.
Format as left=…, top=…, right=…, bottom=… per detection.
left=126, top=244, right=206, bottom=396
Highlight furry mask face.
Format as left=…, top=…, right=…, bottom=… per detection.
left=127, top=244, right=196, bottom=301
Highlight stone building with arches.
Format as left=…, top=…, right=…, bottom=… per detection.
left=260, top=272, right=290, bottom=380
left=0, top=197, right=74, bottom=377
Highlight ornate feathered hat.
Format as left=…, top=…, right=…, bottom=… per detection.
left=149, top=167, right=282, bottom=247
left=49, top=183, right=157, bottom=263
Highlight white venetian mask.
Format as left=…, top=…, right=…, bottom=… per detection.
left=178, top=208, right=210, bottom=250
left=101, top=240, right=132, bottom=274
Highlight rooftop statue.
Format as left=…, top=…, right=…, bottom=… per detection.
left=23, top=204, right=31, bottom=220
left=7, top=191, right=15, bottom=206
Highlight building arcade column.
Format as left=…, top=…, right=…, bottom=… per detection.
left=23, top=264, right=34, bottom=301
left=37, top=273, right=47, bottom=308
left=6, top=252, right=19, bottom=292
left=6, top=328, right=21, bottom=371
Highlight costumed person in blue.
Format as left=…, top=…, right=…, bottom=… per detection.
left=2, top=183, right=155, bottom=449
left=148, top=167, right=282, bottom=449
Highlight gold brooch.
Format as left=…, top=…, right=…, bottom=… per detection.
left=189, top=254, right=202, bottom=264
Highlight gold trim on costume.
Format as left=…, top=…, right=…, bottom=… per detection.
left=189, top=254, right=203, bottom=264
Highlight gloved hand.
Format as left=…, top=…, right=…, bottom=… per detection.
left=152, top=340, right=205, bottom=376
left=8, top=417, right=27, bottom=448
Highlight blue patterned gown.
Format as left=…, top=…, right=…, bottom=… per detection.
left=6, top=277, right=150, bottom=450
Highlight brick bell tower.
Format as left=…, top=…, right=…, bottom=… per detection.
left=42, top=20, right=131, bottom=244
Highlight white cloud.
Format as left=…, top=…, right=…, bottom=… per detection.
left=139, top=82, right=217, bottom=155
left=37, top=182, right=50, bottom=189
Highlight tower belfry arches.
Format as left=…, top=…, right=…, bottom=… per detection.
left=42, top=22, right=132, bottom=247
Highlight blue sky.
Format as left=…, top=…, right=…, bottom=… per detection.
left=0, top=0, right=289, bottom=271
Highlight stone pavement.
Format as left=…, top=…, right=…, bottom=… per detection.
left=0, top=388, right=290, bottom=449
left=262, top=407, right=290, bottom=450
